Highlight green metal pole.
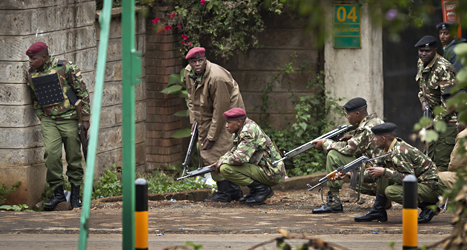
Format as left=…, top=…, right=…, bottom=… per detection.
left=122, top=0, right=141, bottom=249
left=77, top=0, right=112, bottom=248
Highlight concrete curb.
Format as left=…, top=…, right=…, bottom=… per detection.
left=92, top=172, right=327, bottom=204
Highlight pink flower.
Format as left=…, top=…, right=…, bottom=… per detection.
left=182, top=41, right=186, bottom=44
left=152, top=18, right=160, bottom=24
left=177, top=24, right=181, bottom=30
left=164, top=26, right=173, bottom=31
left=181, top=34, right=188, bottom=40
left=187, top=42, right=192, bottom=46
left=200, top=0, right=205, bottom=5
left=168, top=13, right=176, bottom=19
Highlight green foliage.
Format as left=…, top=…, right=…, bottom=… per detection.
left=387, top=241, right=396, bottom=250
left=184, top=241, right=204, bottom=250
left=0, top=204, right=31, bottom=212
left=0, top=181, right=21, bottom=206
left=153, top=0, right=285, bottom=59
left=258, top=54, right=345, bottom=176
left=92, top=165, right=122, bottom=200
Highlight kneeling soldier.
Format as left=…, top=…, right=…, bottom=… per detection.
left=352, top=123, right=447, bottom=223
left=209, top=108, right=286, bottom=205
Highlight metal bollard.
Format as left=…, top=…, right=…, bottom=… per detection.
left=403, top=175, right=418, bottom=250
left=135, top=178, right=148, bottom=250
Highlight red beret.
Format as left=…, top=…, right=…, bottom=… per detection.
left=224, top=108, right=247, bottom=121
left=26, top=42, right=48, bottom=57
left=185, top=47, right=205, bottom=59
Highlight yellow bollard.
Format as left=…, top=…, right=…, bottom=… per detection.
left=402, top=175, right=417, bottom=250
left=135, top=178, right=148, bottom=250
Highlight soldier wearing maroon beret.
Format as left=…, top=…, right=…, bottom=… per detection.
left=208, top=108, right=286, bottom=205
left=184, top=47, right=246, bottom=202
left=25, top=42, right=90, bottom=210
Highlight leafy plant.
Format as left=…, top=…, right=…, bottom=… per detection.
left=0, top=181, right=21, bottom=206
left=92, top=165, right=123, bottom=200
left=0, top=204, right=31, bottom=212
left=258, top=54, right=345, bottom=176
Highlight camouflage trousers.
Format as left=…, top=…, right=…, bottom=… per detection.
left=429, top=124, right=457, bottom=171
left=41, top=116, right=84, bottom=190
left=219, top=163, right=279, bottom=187
left=325, top=150, right=376, bottom=195
left=384, top=179, right=447, bottom=205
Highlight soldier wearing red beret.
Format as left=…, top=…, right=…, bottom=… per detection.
left=185, top=47, right=245, bottom=202
left=26, top=42, right=90, bottom=210
left=208, top=108, right=286, bottom=205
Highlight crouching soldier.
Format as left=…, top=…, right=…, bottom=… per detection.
left=351, top=123, right=447, bottom=223
left=209, top=108, right=286, bottom=205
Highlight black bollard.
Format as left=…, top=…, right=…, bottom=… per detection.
left=403, top=174, right=417, bottom=250
left=135, top=178, right=148, bottom=250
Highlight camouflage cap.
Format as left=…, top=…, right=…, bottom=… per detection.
left=343, top=97, right=367, bottom=113
left=26, top=42, right=48, bottom=57
left=371, top=123, right=397, bottom=135
left=414, top=35, right=437, bottom=48
left=224, top=108, right=247, bottom=121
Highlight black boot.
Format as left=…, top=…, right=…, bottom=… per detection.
left=239, top=188, right=255, bottom=202
left=204, top=180, right=231, bottom=202
left=70, top=183, right=81, bottom=209
left=245, top=180, right=274, bottom=205
left=43, top=185, right=66, bottom=209
left=354, top=193, right=388, bottom=222
left=418, top=202, right=440, bottom=223
left=312, top=191, right=343, bottom=214
left=228, top=181, right=243, bottom=201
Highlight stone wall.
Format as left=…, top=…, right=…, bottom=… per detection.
left=93, top=8, right=147, bottom=176
left=0, top=0, right=97, bottom=207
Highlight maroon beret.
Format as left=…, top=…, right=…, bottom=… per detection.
left=26, top=42, right=48, bottom=57
left=185, top=47, right=206, bottom=59
left=224, top=108, right=247, bottom=121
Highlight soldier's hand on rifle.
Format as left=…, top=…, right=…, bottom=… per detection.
left=208, top=162, right=219, bottom=174
left=368, top=166, right=384, bottom=178
left=311, top=139, right=324, bottom=149
left=202, top=138, right=215, bottom=150
left=339, top=135, right=352, bottom=141
left=422, top=101, right=428, bottom=112
left=83, top=121, right=90, bottom=132
left=332, top=172, right=350, bottom=181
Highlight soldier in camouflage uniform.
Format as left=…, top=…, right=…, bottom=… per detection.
left=210, top=108, right=286, bottom=205
left=353, top=123, right=447, bottom=223
left=25, top=42, right=90, bottom=209
left=311, top=97, right=384, bottom=214
left=415, top=35, right=457, bottom=172
left=437, top=21, right=466, bottom=72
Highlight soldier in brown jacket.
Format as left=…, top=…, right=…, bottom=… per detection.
left=185, top=47, right=246, bottom=202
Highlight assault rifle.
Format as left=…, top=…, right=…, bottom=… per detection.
left=307, top=152, right=392, bottom=191
left=272, top=125, right=352, bottom=166
left=67, top=89, right=88, bottom=161
left=423, top=105, right=433, bottom=156
left=176, top=165, right=215, bottom=181
left=177, top=123, right=203, bottom=180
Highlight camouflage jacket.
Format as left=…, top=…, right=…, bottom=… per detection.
left=217, top=118, right=286, bottom=183
left=322, top=113, right=384, bottom=158
left=26, top=56, right=90, bottom=120
left=375, top=138, right=439, bottom=190
left=416, top=54, right=456, bottom=116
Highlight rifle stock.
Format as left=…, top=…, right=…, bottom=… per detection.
left=307, top=152, right=392, bottom=191
left=273, top=125, right=352, bottom=165
left=176, top=165, right=214, bottom=181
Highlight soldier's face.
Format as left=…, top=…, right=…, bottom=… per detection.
left=439, top=30, right=454, bottom=46
left=188, top=57, right=206, bottom=75
left=225, top=120, right=241, bottom=134
left=346, top=111, right=359, bottom=125
left=29, top=54, right=46, bottom=70
left=418, top=47, right=436, bottom=65
left=373, top=135, right=385, bottom=148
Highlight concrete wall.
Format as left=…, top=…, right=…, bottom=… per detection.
left=324, top=3, right=384, bottom=119
left=0, top=0, right=97, bottom=207
left=94, top=8, right=147, bottom=176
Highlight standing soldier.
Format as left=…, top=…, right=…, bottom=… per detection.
left=415, top=35, right=457, bottom=171
left=311, top=97, right=384, bottom=214
left=185, top=47, right=245, bottom=202
left=437, top=21, right=466, bottom=72
left=26, top=42, right=90, bottom=209
left=211, top=108, right=286, bottom=205
left=352, top=123, right=447, bottom=223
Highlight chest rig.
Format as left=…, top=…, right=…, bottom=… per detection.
left=29, top=60, right=67, bottom=107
